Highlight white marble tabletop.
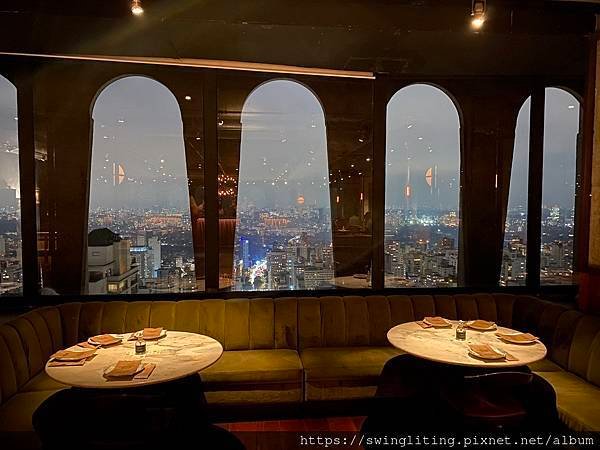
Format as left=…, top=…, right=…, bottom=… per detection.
left=46, top=331, right=223, bottom=389
left=387, top=321, right=547, bottom=368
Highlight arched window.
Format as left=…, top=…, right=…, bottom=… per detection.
left=540, top=88, right=580, bottom=285
left=88, top=76, right=195, bottom=294
left=501, top=97, right=531, bottom=286
left=232, top=79, right=333, bottom=291
left=384, top=84, right=461, bottom=288
left=0, top=75, right=21, bottom=296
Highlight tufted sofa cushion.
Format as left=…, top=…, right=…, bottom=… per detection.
left=1, top=292, right=600, bottom=446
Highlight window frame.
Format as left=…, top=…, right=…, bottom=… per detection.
left=0, top=60, right=588, bottom=305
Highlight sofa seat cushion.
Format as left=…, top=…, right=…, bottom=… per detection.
left=21, top=372, right=69, bottom=393
left=529, top=358, right=563, bottom=373
left=200, top=349, right=302, bottom=390
left=537, top=371, right=600, bottom=431
left=301, top=347, right=403, bottom=401
left=199, top=349, right=303, bottom=405
left=0, top=390, right=59, bottom=433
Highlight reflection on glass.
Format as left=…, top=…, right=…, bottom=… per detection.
left=231, top=80, right=334, bottom=291
left=540, top=88, right=580, bottom=285
left=88, top=76, right=198, bottom=294
left=385, top=84, right=461, bottom=288
left=501, top=98, right=530, bottom=286
left=0, top=75, right=22, bottom=296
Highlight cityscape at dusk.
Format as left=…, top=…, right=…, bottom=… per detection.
left=0, top=77, right=582, bottom=295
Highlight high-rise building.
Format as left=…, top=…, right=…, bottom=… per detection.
left=0, top=187, right=17, bottom=209
left=87, top=228, right=139, bottom=294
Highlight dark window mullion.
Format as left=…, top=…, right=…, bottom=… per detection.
left=203, top=70, right=219, bottom=291
left=526, top=86, right=545, bottom=290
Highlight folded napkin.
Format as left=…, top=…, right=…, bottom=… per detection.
left=134, top=363, right=156, bottom=380
left=423, top=316, right=452, bottom=328
left=52, top=348, right=96, bottom=361
left=105, top=360, right=142, bottom=378
left=89, top=334, right=121, bottom=346
left=416, top=321, right=432, bottom=329
left=142, top=327, right=163, bottom=339
left=467, top=320, right=496, bottom=330
left=48, top=359, right=88, bottom=367
left=77, top=341, right=98, bottom=349
left=468, top=343, right=506, bottom=360
left=495, top=332, right=538, bottom=343
left=49, top=353, right=96, bottom=367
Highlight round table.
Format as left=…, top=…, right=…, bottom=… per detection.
left=387, top=321, right=547, bottom=368
left=46, top=331, right=223, bottom=389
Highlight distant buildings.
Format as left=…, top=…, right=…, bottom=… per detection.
left=87, top=228, right=139, bottom=294
left=0, top=187, right=17, bottom=210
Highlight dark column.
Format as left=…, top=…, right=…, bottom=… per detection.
left=458, top=82, right=525, bottom=287
left=202, top=70, right=219, bottom=291
left=33, top=63, right=97, bottom=295
left=371, top=78, right=387, bottom=290
left=178, top=86, right=206, bottom=290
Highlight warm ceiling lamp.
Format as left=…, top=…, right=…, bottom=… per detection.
left=131, top=0, right=144, bottom=16
left=471, top=0, right=486, bottom=30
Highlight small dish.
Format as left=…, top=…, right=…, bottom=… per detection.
left=496, top=332, right=538, bottom=345
left=52, top=348, right=96, bottom=362
left=423, top=316, right=452, bottom=328
left=103, top=361, right=144, bottom=378
left=466, top=320, right=497, bottom=331
left=88, top=334, right=122, bottom=346
left=131, top=329, right=167, bottom=340
left=468, top=344, right=506, bottom=360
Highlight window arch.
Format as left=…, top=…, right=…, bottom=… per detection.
left=501, top=97, right=531, bottom=286
left=0, top=74, right=21, bottom=296
left=88, top=76, right=195, bottom=294
left=540, top=87, right=580, bottom=285
left=232, top=79, right=333, bottom=291
left=384, top=84, right=461, bottom=288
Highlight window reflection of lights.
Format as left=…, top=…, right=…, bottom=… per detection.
left=131, top=0, right=144, bottom=16
left=471, top=0, right=486, bottom=30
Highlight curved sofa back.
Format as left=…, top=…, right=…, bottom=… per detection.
left=1, top=293, right=599, bottom=407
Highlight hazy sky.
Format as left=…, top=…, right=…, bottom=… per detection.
left=0, top=75, right=19, bottom=199
left=0, top=76, right=582, bottom=213
left=507, top=88, right=580, bottom=212
left=89, top=76, right=190, bottom=211
left=237, top=79, right=331, bottom=210
left=386, top=84, right=461, bottom=211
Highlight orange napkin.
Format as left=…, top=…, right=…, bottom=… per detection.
left=424, top=316, right=452, bottom=328
left=89, top=334, right=121, bottom=346
left=416, top=321, right=432, bottom=329
left=49, top=353, right=96, bottom=367
left=105, top=360, right=142, bottom=378
left=134, top=363, right=156, bottom=380
left=468, top=343, right=506, bottom=360
left=48, top=359, right=88, bottom=367
left=467, top=320, right=496, bottom=330
left=77, top=341, right=98, bottom=349
left=143, top=327, right=163, bottom=339
left=52, top=348, right=96, bottom=361
left=495, top=332, right=538, bottom=343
